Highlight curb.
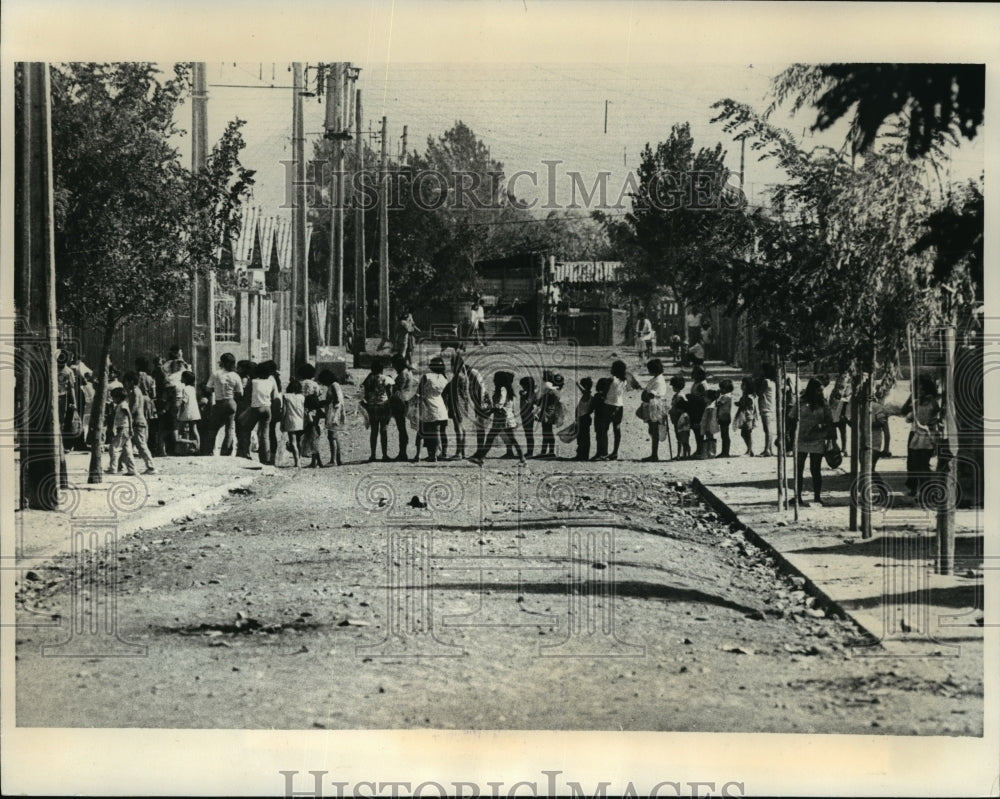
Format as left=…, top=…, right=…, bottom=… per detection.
left=690, top=477, right=884, bottom=646
left=23, top=469, right=272, bottom=562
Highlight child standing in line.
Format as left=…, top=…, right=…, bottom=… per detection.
left=176, top=371, right=201, bottom=455
left=574, top=377, right=594, bottom=461
left=106, top=387, right=137, bottom=476
left=282, top=379, right=305, bottom=468
left=591, top=376, right=612, bottom=460
left=717, top=379, right=734, bottom=457
left=734, top=377, right=758, bottom=456
left=687, top=365, right=708, bottom=458
left=700, top=389, right=720, bottom=458
left=536, top=371, right=565, bottom=458
left=519, top=376, right=538, bottom=458
left=675, top=397, right=692, bottom=459
left=300, top=393, right=323, bottom=468
left=668, top=375, right=687, bottom=460
left=469, top=371, right=526, bottom=464
left=318, top=370, right=346, bottom=466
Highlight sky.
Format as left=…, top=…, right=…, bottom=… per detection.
left=181, top=61, right=984, bottom=221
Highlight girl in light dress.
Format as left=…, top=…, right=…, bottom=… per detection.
left=281, top=379, right=305, bottom=467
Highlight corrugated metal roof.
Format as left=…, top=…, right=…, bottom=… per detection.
left=552, top=261, right=624, bottom=284
left=229, top=208, right=301, bottom=271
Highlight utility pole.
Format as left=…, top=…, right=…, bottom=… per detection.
left=292, top=62, right=308, bottom=365
left=324, top=62, right=342, bottom=347
left=379, top=115, right=390, bottom=338
left=15, top=63, right=63, bottom=509
left=353, top=87, right=366, bottom=364
left=400, top=125, right=408, bottom=164
left=191, top=62, right=214, bottom=382
left=936, top=306, right=957, bottom=573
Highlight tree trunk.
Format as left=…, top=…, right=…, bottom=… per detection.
left=775, top=347, right=787, bottom=513
left=848, top=370, right=860, bottom=531
left=859, top=347, right=874, bottom=539
left=792, top=360, right=800, bottom=521
left=87, top=324, right=115, bottom=484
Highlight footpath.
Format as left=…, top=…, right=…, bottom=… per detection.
left=685, top=411, right=985, bottom=657
left=14, top=450, right=276, bottom=564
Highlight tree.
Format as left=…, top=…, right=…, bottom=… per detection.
left=769, top=63, right=985, bottom=159
left=598, top=122, right=754, bottom=325
left=49, top=63, right=254, bottom=482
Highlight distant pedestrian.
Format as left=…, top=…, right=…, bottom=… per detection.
left=635, top=312, right=654, bottom=364
left=394, top=311, right=420, bottom=362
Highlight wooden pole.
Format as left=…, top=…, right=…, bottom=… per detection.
left=792, top=359, right=800, bottom=520
left=379, top=115, right=390, bottom=339
left=353, top=88, right=366, bottom=364
left=325, top=63, right=341, bottom=347
left=848, top=369, right=860, bottom=531
left=292, top=63, right=307, bottom=365
left=936, top=318, right=957, bottom=573
left=41, top=63, right=66, bottom=494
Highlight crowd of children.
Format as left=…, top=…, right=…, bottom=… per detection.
left=81, top=340, right=941, bottom=508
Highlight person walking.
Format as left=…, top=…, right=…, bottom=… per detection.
left=794, top=377, right=835, bottom=507
left=394, top=311, right=420, bottom=363
left=468, top=371, right=526, bottom=464
left=106, top=387, right=137, bottom=476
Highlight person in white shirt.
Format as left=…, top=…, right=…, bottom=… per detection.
left=244, top=362, right=279, bottom=464
left=206, top=352, right=243, bottom=456
left=635, top=312, right=654, bottom=364
left=641, top=358, right=668, bottom=462
left=470, top=298, right=487, bottom=346
left=593, top=360, right=628, bottom=461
